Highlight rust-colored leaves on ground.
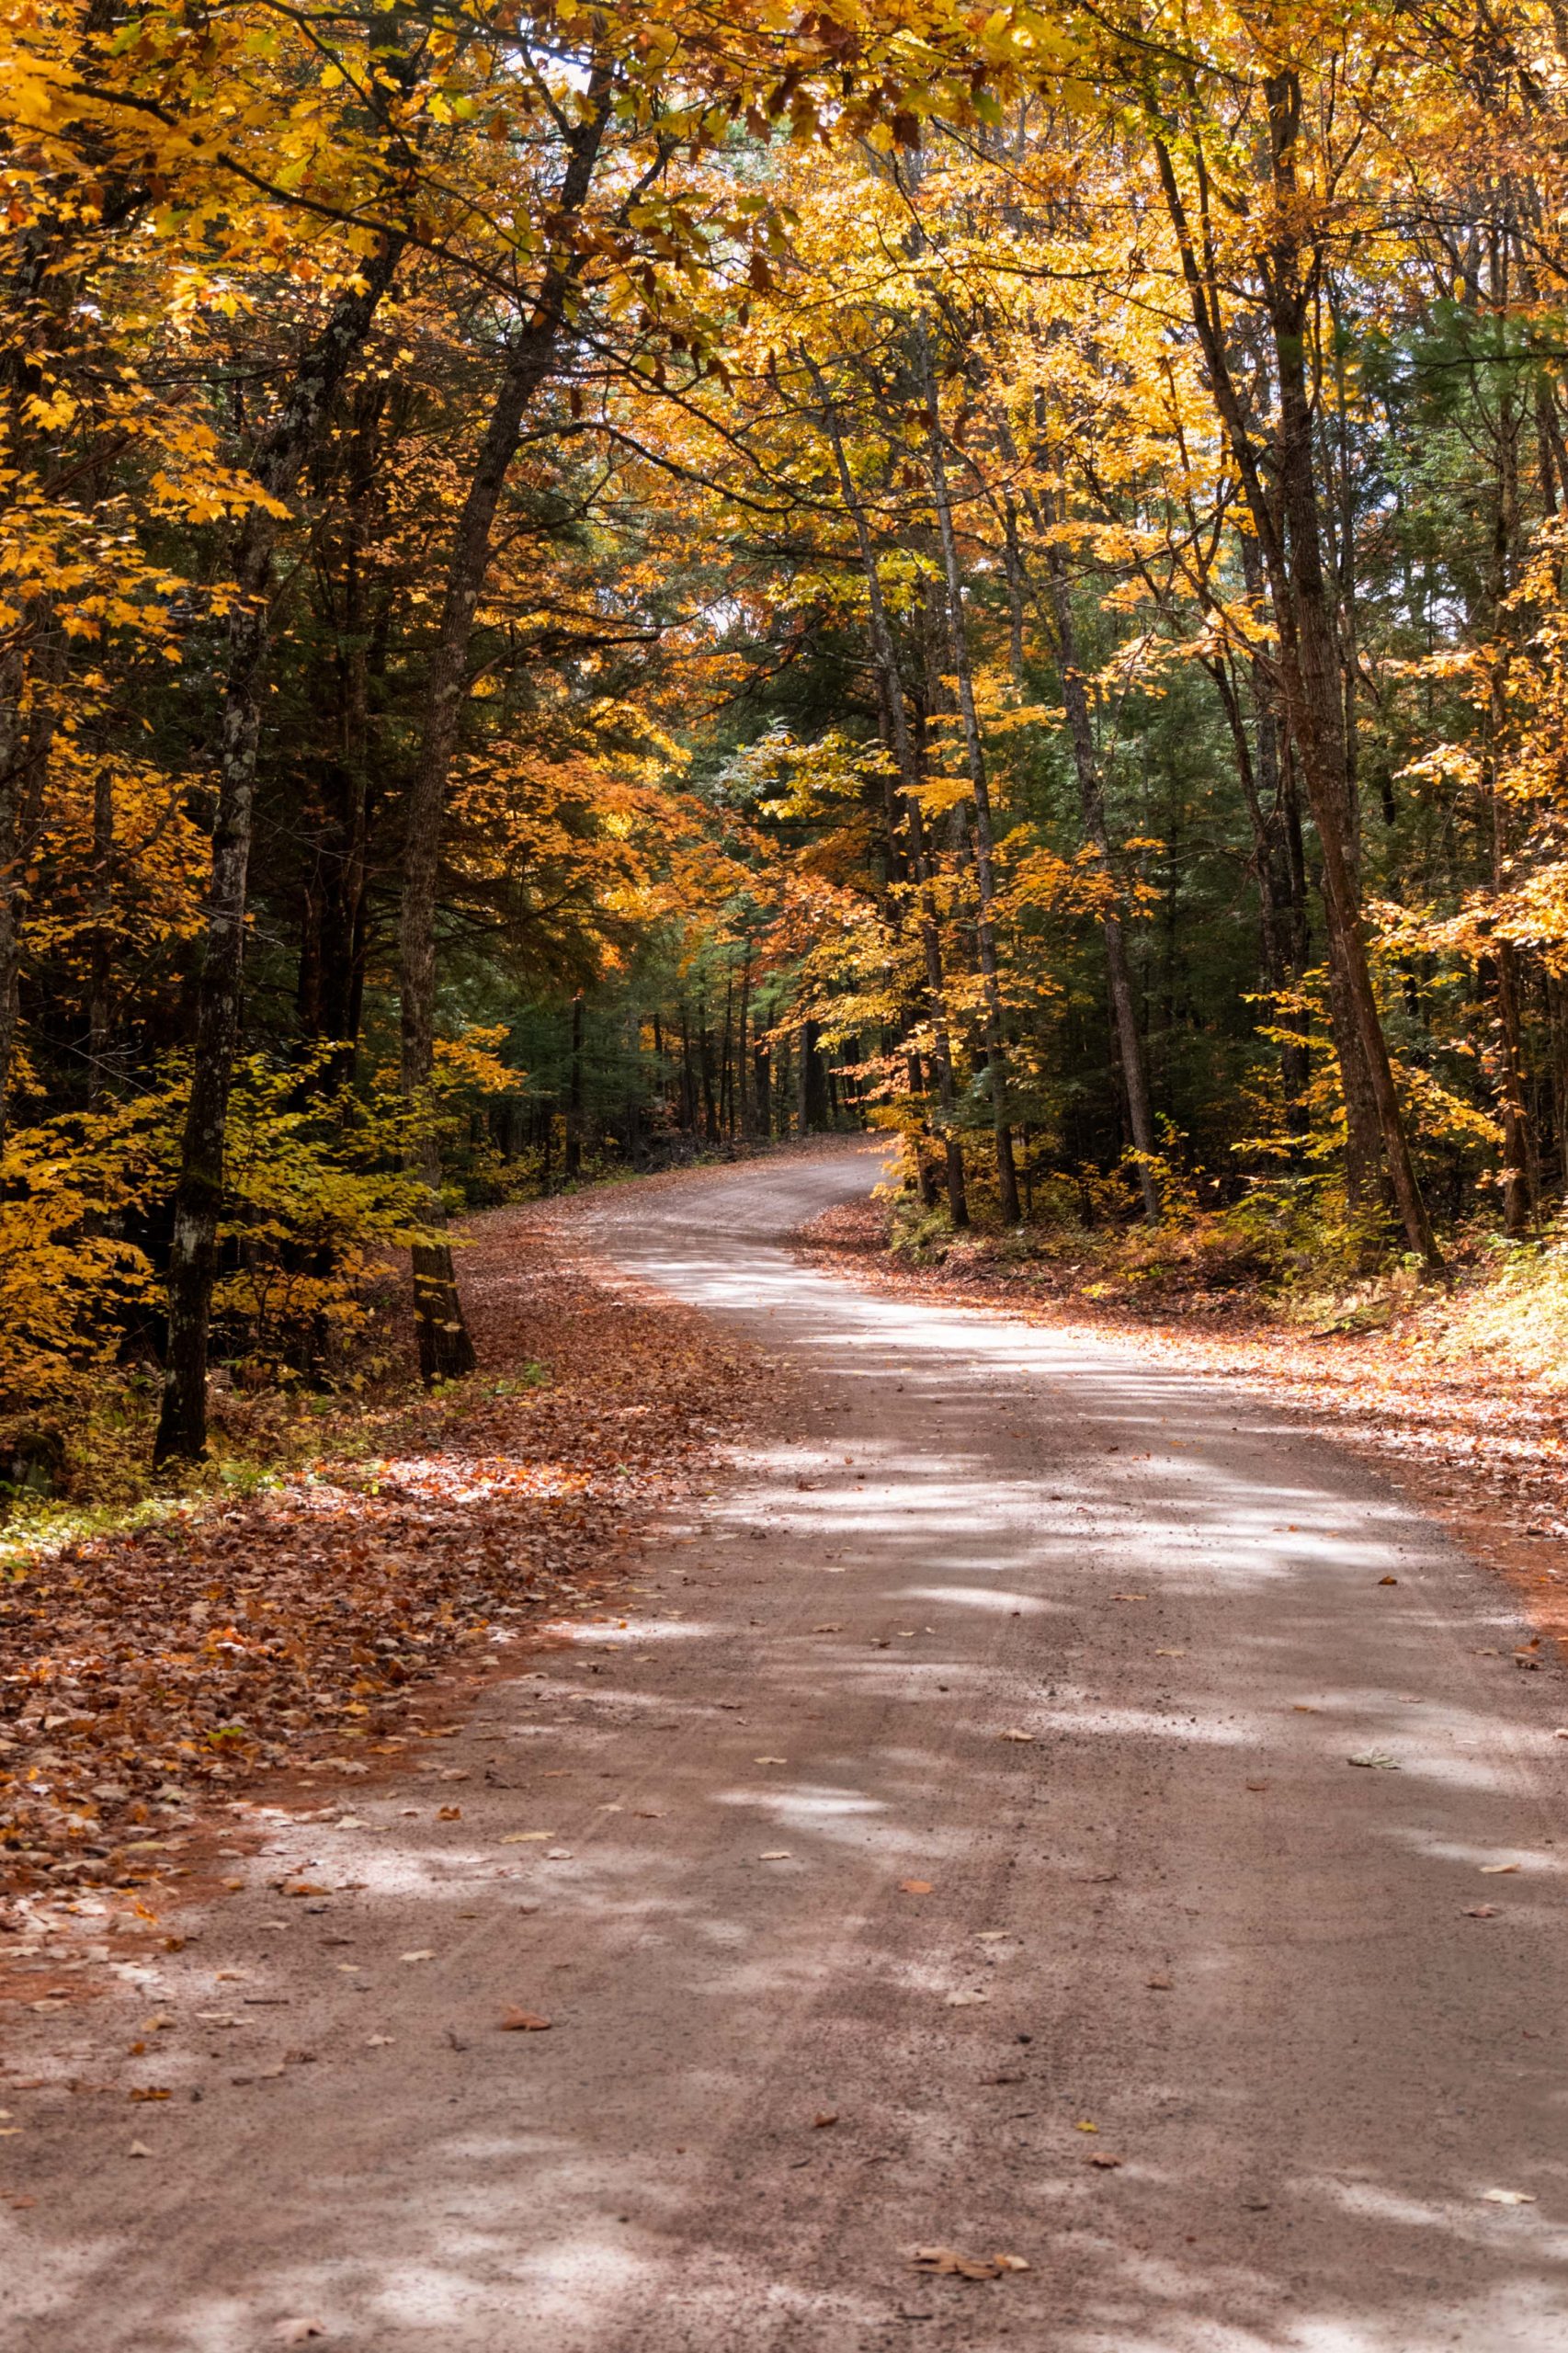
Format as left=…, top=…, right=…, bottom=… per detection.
left=0, top=1218, right=759, bottom=1913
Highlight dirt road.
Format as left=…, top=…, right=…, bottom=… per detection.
left=8, top=1146, right=1568, bottom=2351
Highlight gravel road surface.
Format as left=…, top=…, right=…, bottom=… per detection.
left=8, top=1144, right=1568, bottom=2352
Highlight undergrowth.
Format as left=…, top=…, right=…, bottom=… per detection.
left=883, top=1141, right=1568, bottom=1381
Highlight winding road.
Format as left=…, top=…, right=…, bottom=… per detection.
left=10, top=1144, right=1568, bottom=2352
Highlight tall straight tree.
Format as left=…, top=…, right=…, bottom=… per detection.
left=923, top=346, right=1022, bottom=1223
left=1144, top=65, right=1441, bottom=1270
left=156, top=237, right=405, bottom=1462
left=396, top=74, right=613, bottom=1383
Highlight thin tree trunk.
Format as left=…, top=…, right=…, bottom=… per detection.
left=678, top=1000, right=696, bottom=1138
left=719, top=973, right=733, bottom=1142
left=923, top=356, right=1020, bottom=1222
left=87, top=761, right=113, bottom=1108
left=564, top=991, right=585, bottom=1180
left=736, top=948, right=752, bottom=1139
left=754, top=1040, right=770, bottom=1140
left=797, top=1017, right=818, bottom=1137
left=806, top=355, right=968, bottom=1224
left=1037, top=521, right=1160, bottom=1220
left=1492, top=949, right=1534, bottom=1234
left=0, top=642, right=28, bottom=1148
left=699, top=1000, right=718, bottom=1142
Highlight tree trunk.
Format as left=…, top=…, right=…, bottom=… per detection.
left=699, top=1001, right=718, bottom=1142
left=719, top=973, right=733, bottom=1141
left=678, top=1000, right=697, bottom=1139
left=924, top=361, right=1020, bottom=1223
left=736, top=948, right=752, bottom=1139
left=1493, top=947, right=1534, bottom=1234
left=1152, top=104, right=1439, bottom=1270
left=396, top=79, right=611, bottom=1385
left=1037, top=524, right=1161, bottom=1220
left=797, top=1017, right=819, bottom=1137
left=155, top=236, right=404, bottom=1462
left=564, top=991, right=585, bottom=1180
left=806, top=355, right=969, bottom=1224
left=87, top=760, right=114, bottom=1108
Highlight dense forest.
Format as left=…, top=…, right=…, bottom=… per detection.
left=7, top=0, right=1568, bottom=1485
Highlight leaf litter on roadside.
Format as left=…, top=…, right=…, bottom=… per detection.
left=0, top=1224, right=762, bottom=1907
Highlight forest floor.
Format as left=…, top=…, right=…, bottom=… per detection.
left=3, top=1144, right=1567, bottom=2353
left=798, top=1194, right=1568, bottom=1669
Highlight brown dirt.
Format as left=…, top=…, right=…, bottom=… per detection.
left=797, top=1195, right=1568, bottom=1658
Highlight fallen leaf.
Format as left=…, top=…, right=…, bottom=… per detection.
left=899, top=1880, right=934, bottom=1895
left=128, top=2087, right=170, bottom=2102
left=1074, top=2120, right=1098, bottom=2132
left=812, top=1624, right=842, bottom=1633
left=365, top=2034, right=394, bottom=2048
left=812, top=2110, right=838, bottom=2128
left=499, top=2008, right=551, bottom=2032
left=1378, top=1575, right=1399, bottom=1586
left=1244, top=1780, right=1270, bottom=1792
left=544, top=1848, right=574, bottom=1860
left=1111, top=1594, right=1148, bottom=1602
left=758, top=1850, right=791, bottom=1861
left=1463, top=1904, right=1500, bottom=1918
left=911, top=2246, right=1029, bottom=2280
left=1481, top=1862, right=1520, bottom=1875
left=399, top=1949, right=436, bottom=1963
left=500, top=1832, right=554, bottom=1845
left=754, top=1756, right=788, bottom=1766
left=997, top=1729, right=1035, bottom=1743
left=1481, top=2188, right=1536, bottom=2205
left=945, top=1989, right=989, bottom=2006
left=1087, top=2153, right=1123, bottom=2168
left=1346, top=1752, right=1400, bottom=1769
left=437, top=1805, right=461, bottom=1822
left=1153, top=1648, right=1186, bottom=1657
left=1146, top=1975, right=1172, bottom=1991
left=128, top=2139, right=153, bottom=2158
